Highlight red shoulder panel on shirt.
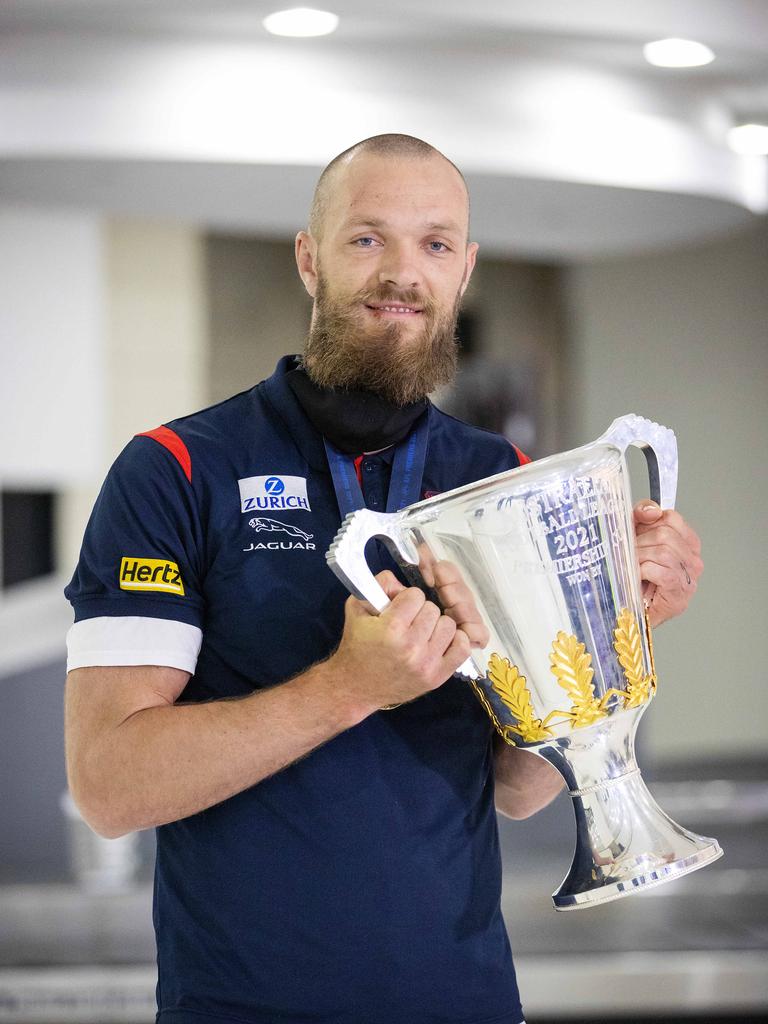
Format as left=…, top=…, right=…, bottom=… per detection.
left=511, top=443, right=532, bottom=466
left=136, top=426, right=192, bottom=483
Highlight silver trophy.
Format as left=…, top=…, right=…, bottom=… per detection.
left=326, top=415, right=722, bottom=910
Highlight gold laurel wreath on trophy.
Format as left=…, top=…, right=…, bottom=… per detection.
left=484, top=607, right=657, bottom=745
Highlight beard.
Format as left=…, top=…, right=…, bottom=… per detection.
left=302, top=272, right=462, bottom=406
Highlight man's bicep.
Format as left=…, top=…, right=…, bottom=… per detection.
left=65, top=665, right=190, bottom=765
left=64, top=664, right=191, bottom=831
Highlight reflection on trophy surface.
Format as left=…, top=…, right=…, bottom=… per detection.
left=327, top=414, right=723, bottom=910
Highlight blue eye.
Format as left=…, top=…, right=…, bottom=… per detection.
left=355, top=237, right=376, bottom=247
left=428, top=241, right=448, bottom=252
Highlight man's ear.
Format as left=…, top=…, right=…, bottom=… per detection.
left=295, top=231, right=319, bottom=298
left=460, top=241, right=479, bottom=296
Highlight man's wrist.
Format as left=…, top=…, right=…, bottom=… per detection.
left=288, top=655, right=377, bottom=732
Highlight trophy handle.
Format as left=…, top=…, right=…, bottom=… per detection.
left=326, top=509, right=480, bottom=680
left=326, top=509, right=418, bottom=611
left=596, top=414, right=678, bottom=509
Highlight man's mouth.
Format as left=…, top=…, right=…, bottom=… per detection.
left=365, top=302, right=423, bottom=316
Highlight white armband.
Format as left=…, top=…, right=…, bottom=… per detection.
left=66, top=616, right=202, bottom=674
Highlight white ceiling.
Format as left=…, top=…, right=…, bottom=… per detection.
left=1, top=0, right=766, bottom=259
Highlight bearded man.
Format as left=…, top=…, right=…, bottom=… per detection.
left=64, top=134, right=703, bottom=1024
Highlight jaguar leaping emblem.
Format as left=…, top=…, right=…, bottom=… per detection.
left=248, top=517, right=313, bottom=541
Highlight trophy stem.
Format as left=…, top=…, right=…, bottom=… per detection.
left=535, top=705, right=723, bottom=911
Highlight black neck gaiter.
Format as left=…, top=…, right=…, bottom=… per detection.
left=286, top=367, right=428, bottom=455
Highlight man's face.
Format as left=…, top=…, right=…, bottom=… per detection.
left=296, top=153, right=478, bottom=405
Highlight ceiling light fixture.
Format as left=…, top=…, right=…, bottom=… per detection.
left=727, top=123, right=768, bottom=156
left=643, top=38, right=715, bottom=68
left=263, top=7, right=339, bottom=38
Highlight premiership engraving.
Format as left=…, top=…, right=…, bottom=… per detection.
left=517, top=475, right=618, bottom=587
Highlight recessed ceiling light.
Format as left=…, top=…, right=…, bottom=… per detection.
left=643, top=38, right=715, bottom=68
left=727, top=123, right=768, bottom=156
left=263, top=7, right=339, bottom=38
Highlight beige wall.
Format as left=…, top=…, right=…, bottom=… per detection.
left=105, top=221, right=208, bottom=450
left=564, top=221, right=768, bottom=761
left=58, top=220, right=208, bottom=576
left=462, top=259, right=564, bottom=456
left=206, top=237, right=311, bottom=403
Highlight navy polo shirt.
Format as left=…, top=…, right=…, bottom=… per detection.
left=65, top=356, right=527, bottom=1024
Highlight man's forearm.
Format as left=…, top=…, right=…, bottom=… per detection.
left=67, top=575, right=475, bottom=839
left=493, top=741, right=565, bottom=820
left=69, top=662, right=370, bottom=838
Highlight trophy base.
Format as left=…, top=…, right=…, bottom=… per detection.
left=536, top=705, right=724, bottom=912
left=551, top=838, right=723, bottom=911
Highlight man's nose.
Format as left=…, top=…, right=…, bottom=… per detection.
left=377, top=244, right=421, bottom=291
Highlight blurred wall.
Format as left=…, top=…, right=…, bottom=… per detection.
left=105, top=221, right=208, bottom=452
left=206, top=236, right=311, bottom=403
left=564, top=220, right=768, bottom=761
left=0, top=207, right=105, bottom=489
left=461, top=259, right=564, bottom=457
left=58, top=220, right=208, bottom=575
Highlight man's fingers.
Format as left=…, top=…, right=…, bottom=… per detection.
left=431, top=561, right=489, bottom=646
left=427, top=612, right=458, bottom=652
left=375, top=569, right=408, bottom=600
left=432, top=560, right=464, bottom=588
left=663, top=509, right=702, bottom=553
left=458, top=620, right=491, bottom=648
left=381, top=586, right=427, bottom=626
left=634, top=504, right=703, bottom=624
left=633, top=500, right=663, bottom=526
left=637, top=543, right=703, bottom=580
left=344, top=594, right=369, bottom=620
left=409, top=599, right=443, bottom=644
left=440, top=598, right=482, bottom=623
left=639, top=558, right=696, bottom=594
left=440, top=627, right=472, bottom=674
left=440, top=600, right=489, bottom=646
left=353, top=570, right=425, bottom=625
left=635, top=509, right=702, bottom=554
left=415, top=543, right=437, bottom=587
left=434, top=581, right=472, bottom=611
left=635, top=524, right=688, bottom=553
left=345, top=582, right=425, bottom=625
left=641, top=580, right=658, bottom=606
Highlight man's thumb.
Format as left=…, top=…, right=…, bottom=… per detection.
left=635, top=500, right=663, bottom=522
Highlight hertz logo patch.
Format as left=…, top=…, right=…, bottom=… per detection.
left=119, top=557, right=185, bottom=595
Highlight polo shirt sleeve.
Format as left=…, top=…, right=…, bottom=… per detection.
left=64, top=431, right=205, bottom=675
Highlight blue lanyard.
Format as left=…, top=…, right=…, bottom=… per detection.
left=323, top=409, right=431, bottom=519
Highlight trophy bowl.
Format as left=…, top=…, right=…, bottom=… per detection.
left=326, top=415, right=722, bottom=910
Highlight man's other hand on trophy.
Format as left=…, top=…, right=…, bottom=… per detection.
left=633, top=500, right=703, bottom=626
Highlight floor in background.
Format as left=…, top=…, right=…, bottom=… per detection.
left=0, top=752, right=765, bottom=1022
left=529, top=1017, right=768, bottom=1023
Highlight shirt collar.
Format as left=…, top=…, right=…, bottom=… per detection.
left=259, top=355, right=329, bottom=471
left=261, top=355, right=427, bottom=471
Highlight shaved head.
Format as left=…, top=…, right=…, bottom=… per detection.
left=308, top=134, right=469, bottom=240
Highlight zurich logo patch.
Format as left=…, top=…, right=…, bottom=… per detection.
left=238, top=474, right=311, bottom=512
left=264, top=477, right=285, bottom=496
